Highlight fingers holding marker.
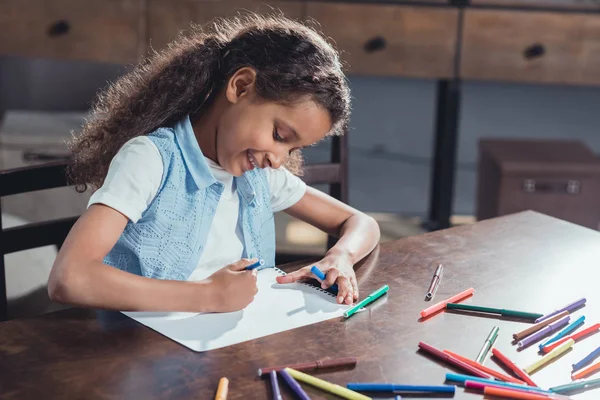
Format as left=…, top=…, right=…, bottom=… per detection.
left=276, top=266, right=311, bottom=284
left=310, top=266, right=339, bottom=293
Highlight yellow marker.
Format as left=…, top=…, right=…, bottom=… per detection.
left=284, top=368, right=372, bottom=400
left=215, top=377, right=229, bottom=400
left=524, top=338, right=575, bottom=374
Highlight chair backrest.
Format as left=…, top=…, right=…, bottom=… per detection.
left=276, top=134, right=348, bottom=265
left=301, top=135, right=348, bottom=205
left=0, top=161, right=77, bottom=321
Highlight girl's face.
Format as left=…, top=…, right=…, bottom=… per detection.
left=214, top=68, right=333, bottom=176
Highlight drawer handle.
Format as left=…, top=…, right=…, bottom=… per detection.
left=523, top=43, right=545, bottom=60
left=47, top=20, right=70, bottom=37
left=522, top=179, right=580, bottom=194
left=364, top=36, right=386, bottom=53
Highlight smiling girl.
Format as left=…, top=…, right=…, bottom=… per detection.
left=48, top=14, right=380, bottom=313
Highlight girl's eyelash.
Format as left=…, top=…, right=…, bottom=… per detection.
left=273, top=128, right=284, bottom=142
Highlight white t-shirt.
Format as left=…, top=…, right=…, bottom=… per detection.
left=88, top=136, right=307, bottom=281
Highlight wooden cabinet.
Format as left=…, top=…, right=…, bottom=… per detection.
left=477, top=139, right=600, bottom=230
left=461, top=9, right=600, bottom=86
left=2, top=1, right=600, bottom=86
left=147, top=0, right=304, bottom=51
left=0, top=0, right=143, bottom=64
left=306, top=2, right=459, bottom=78
left=471, top=0, right=600, bottom=10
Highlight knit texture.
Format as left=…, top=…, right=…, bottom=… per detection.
left=103, top=118, right=275, bottom=280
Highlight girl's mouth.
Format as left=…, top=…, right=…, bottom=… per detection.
left=247, top=149, right=259, bottom=170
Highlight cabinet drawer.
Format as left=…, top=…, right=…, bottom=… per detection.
left=0, top=0, right=142, bottom=64
left=461, top=10, right=600, bottom=86
left=148, top=0, right=304, bottom=52
left=306, top=2, right=458, bottom=78
left=470, top=0, right=600, bottom=10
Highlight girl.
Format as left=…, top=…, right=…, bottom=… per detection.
left=48, top=14, right=380, bottom=313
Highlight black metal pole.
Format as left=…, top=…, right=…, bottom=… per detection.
left=327, top=134, right=347, bottom=249
left=0, top=59, right=6, bottom=321
left=426, top=79, right=461, bottom=231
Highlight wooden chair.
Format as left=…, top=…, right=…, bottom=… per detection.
left=275, top=134, right=349, bottom=265
left=0, top=161, right=77, bottom=321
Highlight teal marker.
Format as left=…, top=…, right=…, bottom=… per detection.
left=445, top=373, right=552, bottom=395
left=550, top=377, right=600, bottom=394
left=445, top=303, right=543, bottom=320
left=539, top=315, right=585, bottom=350
left=343, top=285, right=389, bottom=319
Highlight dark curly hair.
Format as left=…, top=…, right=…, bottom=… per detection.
left=67, top=13, right=351, bottom=192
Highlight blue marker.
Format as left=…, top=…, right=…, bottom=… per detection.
left=573, top=345, right=600, bottom=372
left=347, top=383, right=455, bottom=394
left=245, top=259, right=265, bottom=270
left=539, top=315, right=585, bottom=350
left=445, top=373, right=552, bottom=395
left=310, top=266, right=338, bottom=293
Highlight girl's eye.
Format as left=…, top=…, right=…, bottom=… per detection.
left=273, top=128, right=284, bottom=142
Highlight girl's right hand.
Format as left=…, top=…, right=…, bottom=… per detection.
left=204, top=258, right=259, bottom=312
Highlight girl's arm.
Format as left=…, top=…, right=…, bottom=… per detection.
left=275, top=187, right=380, bottom=304
left=48, top=204, right=257, bottom=312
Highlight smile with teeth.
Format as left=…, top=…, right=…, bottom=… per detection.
left=247, top=150, right=259, bottom=169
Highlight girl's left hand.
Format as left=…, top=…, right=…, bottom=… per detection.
left=275, top=251, right=358, bottom=305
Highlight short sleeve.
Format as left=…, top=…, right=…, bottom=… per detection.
left=87, top=136, right=164, bottom=223
left=265, top=167, right=307, bottom=212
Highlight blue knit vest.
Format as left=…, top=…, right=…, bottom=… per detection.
left=103, top=116, right=276, bottom=280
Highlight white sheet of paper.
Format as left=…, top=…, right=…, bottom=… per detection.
left=122, top=268, right=348, bottom=352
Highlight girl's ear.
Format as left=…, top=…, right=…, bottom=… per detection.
left=225, top=67, right=257, bottom=104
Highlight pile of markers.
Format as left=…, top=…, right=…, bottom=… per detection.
left=212, top=263, right=600, bottom=399
left=411, top=262, right=600, bottom=399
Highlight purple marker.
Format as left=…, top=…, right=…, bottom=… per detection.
left=518, top=316, right=570, bottom=348
left=535, top=298, right=586, bottom=323
left=279, top=369, right=311, bottom=400
left=270, top=371, right=283, bottom=400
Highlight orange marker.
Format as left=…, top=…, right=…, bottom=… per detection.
left=484, top=386, right=554, bottom=399
left=572, top=359, right=600, bottom=380
left=215, top=377, right=229, bottom=400
left=541, top=323, right=600, bottom=354
left=444, top=350, right=526, bottom=385
left=491, top=348, right=538, bottom=387
left=420, top=287, right=474, bottom=318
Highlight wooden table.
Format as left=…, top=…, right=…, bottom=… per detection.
left=1, top=210, right=599, bottom=399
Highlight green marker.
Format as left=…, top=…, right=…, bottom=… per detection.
left=446, top=303, right=543, bottom=320
left=476, top=326, right=499, bottom=363
left=343, top=285, right=389, bottom=319
left=550, top=377, right=600, bottom=394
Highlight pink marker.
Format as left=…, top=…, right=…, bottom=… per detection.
left=420, top=287, right=475, bottom=318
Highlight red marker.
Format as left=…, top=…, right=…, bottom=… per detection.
left=418, top=342, right=491, bottom=379
left=491, top=348, right=538, bottom=387
left=445, top=350, right=526, bottom=385
left=540, top=323, right=600, bottom=354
